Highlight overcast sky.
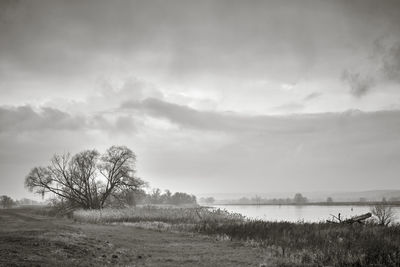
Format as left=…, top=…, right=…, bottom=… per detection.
left=1, top=0, right=400, bottom=199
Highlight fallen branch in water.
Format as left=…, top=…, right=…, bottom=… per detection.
left=327, top=212, right=372, bottom=224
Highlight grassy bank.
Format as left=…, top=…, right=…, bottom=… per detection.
left=73, top=206, right=400, bottom=266
left=195, top=220, right=400, bottom=266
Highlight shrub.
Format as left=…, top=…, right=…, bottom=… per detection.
left=371, top=203, right=396, bottom=226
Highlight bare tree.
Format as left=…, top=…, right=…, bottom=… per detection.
left=25, top=146, right=145, bottom=209
left=371, top=203, right=396, bottom=226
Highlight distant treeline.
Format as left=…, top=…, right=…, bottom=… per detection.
left=0, top=195, right=42, bottom=208
left=219, top=194, right=400, bottom=205
left=118, top=188, right=197, bottom=206
left=1, top=189, right=197, bottom=210
left=224, top=193, right=309, bottom=205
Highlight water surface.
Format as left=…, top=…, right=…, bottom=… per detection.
left=211, top=204, right=400, bottom=223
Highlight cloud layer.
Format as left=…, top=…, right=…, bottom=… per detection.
left=2, top=91, right=400, bottom=198
left=1, top=0, right=400, bottom=110
left=1, top=0, right=400, bottom=198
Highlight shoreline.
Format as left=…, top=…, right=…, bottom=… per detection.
left=212, top=201, right=400, bottom=207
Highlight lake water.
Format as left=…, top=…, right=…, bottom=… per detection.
left=211, top=204, right=400, bottom=223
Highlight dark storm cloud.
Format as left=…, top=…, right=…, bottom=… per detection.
left=341, top=38, right=400, bottom=98
left=121, top=98, right=400, bottom=138
left=382, top=41, right=400, bottom=82
left=341, top=70, right=375, bottom=98
left=2, top=0, right=400, bottom=96
left=122, top=98, right=311, bottom=133
left=304, top=92, right=322, bottom=101
left=0, top=105, right=86, bottom=132
left=0, top=105, right=137, bottom=134
left=2, top=0, right=317, bottom=80
left=90, top=78, right=164, bottom=110
left=121, top=98, right=253, bottom=132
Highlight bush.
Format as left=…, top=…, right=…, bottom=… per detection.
left=371, top=203, right=396, bottom=226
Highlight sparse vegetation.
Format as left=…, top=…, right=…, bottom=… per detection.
left=194, top=220, right=400, bottom=266
left=371, top=203, right=396, bottom=226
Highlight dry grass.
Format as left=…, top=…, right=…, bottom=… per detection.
left=73, top=205, right=245, bottom=225
left=194, top=220, right=400, bottom=266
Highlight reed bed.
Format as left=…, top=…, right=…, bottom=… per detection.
left=194, top=220, right=400, bottom=266
left=73, top=205, right=245, bottom=225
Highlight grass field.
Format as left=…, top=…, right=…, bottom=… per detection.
left=0, top=208, right=268, bottom=266
left=72, top=206, right=400, bottom=266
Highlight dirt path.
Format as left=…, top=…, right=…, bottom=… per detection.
left=0, top=209, right=269, bottom=266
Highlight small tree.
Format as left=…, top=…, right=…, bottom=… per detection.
left=149, top=188, right=163, bottom=204
left=371, top=203, right=396, bottom=226
left=252, top=195, right=262, bottom=205
left=25, top=146, right=145, bottom=209
left=326, top=197, right=333, bottom=203
left=293, top=193, right=307, bottom=204
left=161, top=190, right=172, bottom=204
left=204, top=197, right=215, bottom=204
left=170, top=192, right=197, bottom=205
left=0, top=195, right=14, bottom=208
